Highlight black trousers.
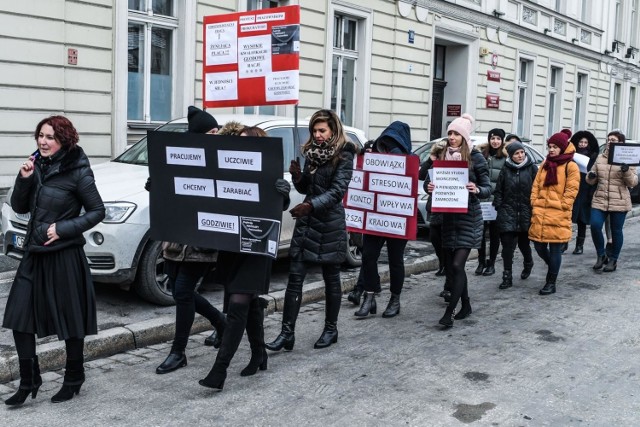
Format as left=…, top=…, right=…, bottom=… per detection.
left=361, top=234, right=408, bottom=294
left=500, top=232, right=533, bottom=271
left=478, top=221, right=500, bottom=264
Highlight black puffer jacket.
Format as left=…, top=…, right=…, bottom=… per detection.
left=11, top=146, right=105, bottom=253
left=289, top=142, right=356, bottom=264
left=492, top=156, right=538, bottom=233
left=424, top=149, right=491, bottom=249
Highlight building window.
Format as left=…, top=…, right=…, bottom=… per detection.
left=516, top=58, right=534, bottom=138
left=632, top=0, right=639, bottom=47
left=628, top=87, right=636, bottom=137
left=547, top=66, right=562, bottom=137
left=522, top=6, right=537, bottom=25
left=247, top=0, right=280, bottom=9
left=331, top=14, right=359, bottom=126
left=555, top=0, right=562, bottom=12
left=128, top=0, right=176, bottom=122
left=581, top=0, right=589, bottom=23
left=434, top=45, right=446, bottom=80
left=613, top=83, right=622, bottom=128
left=574, top=72, right=588, bottom=131
left=615, top=0, right=623, bottom=40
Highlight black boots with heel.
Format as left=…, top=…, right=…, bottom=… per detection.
left=51, top=358, right=84, bottom=403
left=347, top=288, right=363, bottom=306
left=382, top=293, right=401, bottom=318
left=499, top=270, right=513, bottom=289
left=454, top=298, right=472, bottom=320
left=521, top=261, right=534, bottom=279
left=572, top=236, right=585, bottom=254
left=593, top=255, right=607, bottom=270
left=314, top=321, right=338, bottom=349
left=240, top=298, right=268, bottom=377
left=156, top=352, right=187, bottom=374
left=439, top=306, right=455, bottom=327
left=5, top=356, right=42, bottom=406
left=354, top=292, right=376, bottom=317
left=204, top=310, right=227, bottom=348
left=265, top=291, right=301, bottom=352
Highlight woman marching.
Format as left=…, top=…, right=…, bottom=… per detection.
left=425, top=113, right=491, bottom=327
left=199, top=124, right=290, bottom=391
left=586, top=130, right=638, bottom=272
left=568, top=131, right=599, bottom=255
left=529, top=130, right=580, bottom=295
left=475, top=128, right=507, bottom=276
left=266, top=109, right=356, bottom=350
left=3, top=116, right=105, bottom=405
left=492, top=141, right=538, bottom=289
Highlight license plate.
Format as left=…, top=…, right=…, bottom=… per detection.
left=12, top=234, right=25, bottom=249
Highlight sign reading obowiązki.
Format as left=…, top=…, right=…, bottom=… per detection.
left=344, top=153, right=419, bottom=240
left=203, top=5, right=300, bottom=108
left=431, top=160, right=469, bottom=213
left=147, top=131, right=284, bottom=258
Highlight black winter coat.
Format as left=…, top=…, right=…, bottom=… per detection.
left=289, top=142, right=356, bottom=264
left=424, top=149, right=491, bottom=249
left=11, top=147, right=105, bottom=253
left=572, top=153, right=597, bottom=224
left=492, top=157, right=538, bottom=233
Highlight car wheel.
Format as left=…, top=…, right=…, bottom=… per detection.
left=344, top=231, right=363, bottom=267
left=133, top=240, right=175, bottom=306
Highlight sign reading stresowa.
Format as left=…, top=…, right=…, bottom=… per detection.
left=203, top=5, right=300, bottom=108
left=344, top=153, right=419, bottom=240
left=147, top=131, right=284, bottom=258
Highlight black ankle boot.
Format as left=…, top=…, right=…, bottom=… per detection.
left=382, top=293, right=400, bottom=318
left=265, top=291, right=300, bottom=351
left=603, top=260, right=617, bottom=272
left=593, top=255, right=607, bottom=270
left=435, top=265, right=446, bottom=276
left=354, top=292, right=376, bottom=317
left=204, top=311, right=227, bottom=348
left=474, top=260, right=486, bottom=275
left=156, top=352, right=187, bottom=374
left=482, top=262, right=496, bottom=276
left=439, top=306, right=455, bottom=327
left=572, top=237, right=585, bottom=254
left=539, top=273, right=557, bottom=295
left=199, top=366, right=226, bottom=391
left=5, top=357, right=42, bottom=406
left=347, top=288, right=363, bottom=306
left=521, top=261, right=534, bottom=279
left=241, top=298, right=268, bottom=377
left=314, top=322, right=338, bottom=349
left=51, top=359, right=84, bottom=403
left=454, top=298, right=472, bottom=320
left=499, top=270, right=513, bottom=289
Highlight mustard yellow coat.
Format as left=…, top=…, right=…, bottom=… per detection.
left=529, top=145, right=581, bottom=243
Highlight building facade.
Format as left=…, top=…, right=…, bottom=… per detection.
left=0, top=0, right=638, bottom=186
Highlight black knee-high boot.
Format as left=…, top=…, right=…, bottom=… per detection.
left=199, top=301, right=249, bottom=391
left=51, top=338, right=85, bottom=403
left=240, top=298, right=267, bottom=377
left=314, top=276, right=341, bottom=349
left=265, top=290, right=301, bottom=351
left=5, top=357, right=42, bottom=406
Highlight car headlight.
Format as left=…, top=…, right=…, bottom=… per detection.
left=103, top=202, right=137, bottom=223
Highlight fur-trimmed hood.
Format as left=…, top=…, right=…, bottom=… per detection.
left=475, top=141, right=507, bottom=159
left=216, top=120, right=245, bottom=136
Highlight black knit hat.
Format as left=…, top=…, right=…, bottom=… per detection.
left=488, top=128, right=506, bottom=142
left=187, top=106, right=219, bottom=134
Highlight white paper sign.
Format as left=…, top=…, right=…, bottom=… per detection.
left=349, top=170, right=365, bottom=190
left=216, top=180, right=260, bottom=202
left=573, top=153, right=590, bottom=174
left=166, top=147, right=206, bottom=167
left=377, top=194, right=415, bottom=216
left=265, top=71, right=299, bottom=102
left=205, top=71, right=238, bottom=102
left=241, top=23, right=268, bottom=32
left=431, top=167, right=469, bottom=210
left=480, top=202, right=497, bottom=221
left=345, top=208, right=364, bottom=229
left=346, top=189, right=375, bottom=210
left=362, top=153, right=407, bottom=175
left=366, top=212, right=407, bottom=236
left=205, top=21, right=237, bottom=66
left=368, top=173, right=413, bottom=196
left=218, top=150, right=262, bottom=171
left=198, top=212, right=239, bottom=234
left=174, top=177, right=215, bottom=198
left=611, top=144, right=640, bottom=165
left=238, top=34, right=272, bottom=78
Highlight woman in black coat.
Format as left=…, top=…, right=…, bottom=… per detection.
left=266, top=109, right=355, bottom=351
left=425, top=114, right=491, bottom=327
left=569, top=130, right=599, bottom=254
left=492, top=142, right=538, bottom=289
left=3, top=116, right=105, bottom=405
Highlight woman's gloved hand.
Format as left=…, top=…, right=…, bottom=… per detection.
left=275, top=178, right=290, bottom=196
left=620, top=163, right=629, bottom=173
left=289, top=202, right=313, bottom=218
left=289, top=158, right=302, bottom=182
left=587, top=171, right=597, bottom=180
left=144, top=177, right=151, bottom=192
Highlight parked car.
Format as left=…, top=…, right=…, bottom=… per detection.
left=414, top=136, right=545, bottom=228
left=598, top=142, right=640, bottom=203
left=1, top=115, right=367, bottom=305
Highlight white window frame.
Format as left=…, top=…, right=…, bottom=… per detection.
left=546, top=65, right=563, bottom=138
left=573, top=71, right=589, bottom=131
left=612, top=82, right=622, bottom=129
left=513, top=53, right=536, bottom=140
left=324, top=1, right=372, bottom=132
left=628, top=86, right=636, bottom=138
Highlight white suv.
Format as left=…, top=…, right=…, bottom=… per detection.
left=1, top=115, right=367, bottom=305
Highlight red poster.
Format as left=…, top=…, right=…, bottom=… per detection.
left=203, top=5, right=300, bottom=108
left=486, top=94, right=500, bottom=108
left=344, top=153, right=420, bottom=240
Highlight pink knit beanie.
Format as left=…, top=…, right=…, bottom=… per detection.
left=447, top=113, right=474, bottom=150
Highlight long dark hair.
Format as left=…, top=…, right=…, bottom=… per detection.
left=302, top=109, right=348, bottom=165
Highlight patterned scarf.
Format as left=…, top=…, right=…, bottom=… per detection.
left=304, top=138, right=336, bottom=173
left=543, top=152, right=574, bottom=186
left=444, top=146, right=462, bottom=161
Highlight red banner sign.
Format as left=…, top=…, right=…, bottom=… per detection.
left=344, top=153, right=419, bottom=240
left=202, top=5, right=300, bottom=108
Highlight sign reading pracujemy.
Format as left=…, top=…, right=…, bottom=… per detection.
left=147, top=131, right=284, bottom=258
left=431, top=160, right=469, bottom=213
left=203, top=5, right=300, bottom=108
left=344, top=153, right=419, bottom=240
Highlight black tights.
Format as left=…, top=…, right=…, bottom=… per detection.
left=445, top=248, right=471, bottom=309
left=13, top=331, right=84, bottom=360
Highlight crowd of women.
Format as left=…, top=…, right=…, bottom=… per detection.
left=2, top=107, right=637, bottom=405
